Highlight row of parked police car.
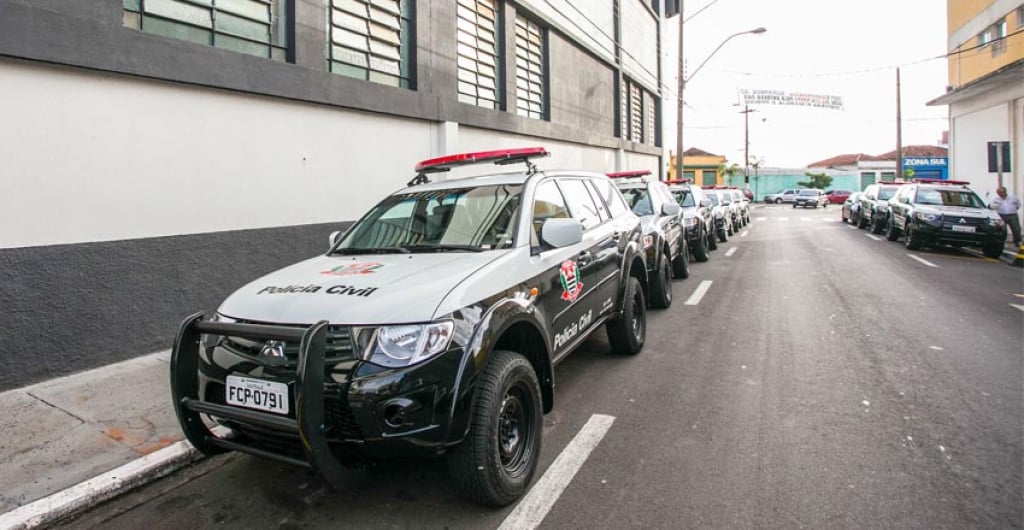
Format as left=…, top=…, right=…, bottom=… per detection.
left=168, top=148, right=747, bottom=509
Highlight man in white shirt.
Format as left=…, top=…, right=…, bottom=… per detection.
left=991, top=186, right=1022, bottom=247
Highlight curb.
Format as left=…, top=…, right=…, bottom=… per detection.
left=0, top=440, right=201, bottom=530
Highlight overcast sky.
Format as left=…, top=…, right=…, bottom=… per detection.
left=661, top=0, right=949, bottom=168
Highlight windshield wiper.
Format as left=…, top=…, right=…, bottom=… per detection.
left=398, top=243, right=485, bottom=253
left=331, top=246, right=411, bottom=255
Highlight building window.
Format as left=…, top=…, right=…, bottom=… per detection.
left=992, top=18, right=1008, bottom=55
left=977, top=28, right=992, bottom=47
left=457, top=0, right=502, bottom=109
left=1017, top=6, right=1024, bottom=28
left=123, top=0, right=287, bottom=60
left=328, top=0, right=413, bottom=88
left=515, top=15, right=546, bottom=119
left=621, top=77, right=656, bottom=144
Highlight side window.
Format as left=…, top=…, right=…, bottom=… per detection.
left=531, top=180, right=571, bottom=248
left=595, top=178, right=629, bottom=217
left=557, top=179, right=602, bottom=230
left=582, top=180, right=611, bottom=221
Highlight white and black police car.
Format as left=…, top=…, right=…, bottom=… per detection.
left=170, top=147, right=650, bottom=506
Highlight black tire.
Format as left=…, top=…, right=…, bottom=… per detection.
left=792, top=204, right=797, bottom=209
left=606, top=276, right=646, bottom=355
left=707, top=228, right=718, bottom=250
left=871, top=216, right=886, bottom=234
left=775, top=198, right=782, bottom=204
left=692, top=231, right=710, bottom=262
left=672, top=240, right=690, bottom=279
left=904, top=220, right=922, bottom=250
left=718, top=226, right=728, bottom=243
left=447, top=350, right=542, bottom=507
left=982, top=244, right=1003, bottom=258
left=885, top=218, right=901, bottom=241
left=650, top=255, right=673, bottom=309
left=857, top=213, right=868, bottom=230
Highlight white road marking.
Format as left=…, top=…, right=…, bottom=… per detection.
left=778, top=217, right=789, bottom=222
left=847, top=225, right=858, bottom=230
left=725, top=247, right=737, bottom=257
left=907, top=254, right=939, bottom=268
left=756, top=217, right=766, bottom=221
left=1011, top=304, right=1024, bottom=312
left=929, top=346, right=944, bottom=351
left=684, top=280, right=713, bottom=306
left=740, top=231, right=749, bottom=238
left=801, top=217, right=811, bottom=222
left=865, top=234, right=882, bottom=241
left=498, top=414, right=615, bottom=530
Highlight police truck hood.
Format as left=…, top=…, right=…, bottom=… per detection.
left=218, top=252, right=504, bottom=325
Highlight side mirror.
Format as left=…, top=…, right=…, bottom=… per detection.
left=661, top=203, right=681, bottom=216
left=541, top=218, right=584, bottom=249
left=328, top=230, right=342, bottom=249
left=700, top=199, right=712, bottom=208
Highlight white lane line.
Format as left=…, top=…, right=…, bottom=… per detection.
left=778, top=217, right=789, bottom=222
left=907, top=254, right=939, bottom=268
left=725, top=247, right=737, bottom=257
left=865, top=234, right=882, bottom=241
left=801, top=217, right=811, bottom=222
left=740, top=230, right=749, bottom=238
left=498, top=414, right=615, bottom=530
left=756, top=217, right=766, bottom=221
left=1010, top=304, right=1024, bottom=312
left=847, top=225, right=858, bottom=230
left=684, top=280, right=713, bottom=306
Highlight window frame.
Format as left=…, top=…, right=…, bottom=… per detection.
left=456, top=0, right=505, bottom=110
left=327, top=0, right=415, bottom=89
left=514, top=12, right=548, bottom=120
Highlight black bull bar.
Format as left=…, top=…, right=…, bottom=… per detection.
left=170, top=312, right=346, bottom=487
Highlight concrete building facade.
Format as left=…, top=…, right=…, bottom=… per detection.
left=0, top=0, right=666, bottom=390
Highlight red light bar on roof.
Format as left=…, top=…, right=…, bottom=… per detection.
left=414, top=147, right=550, bottom=174
left=665, top=178, right=692, bottom=184
left=701, top=185, right=716, bottom=189
left=913, top=178, right=970, bottom=185
left=607, top=170, right=652, bottom=179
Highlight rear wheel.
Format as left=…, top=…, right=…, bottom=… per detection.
left=651, top=254, right=673, bottom=308
left=775, top=198, right=782, bottom=204
left=447, top=350, right=542, bottom=507
left=672, top=241, right=690, bottom=279
left=718, top=225, right=729, bottom=243
left=706, top=228, right=718, bottom=250
left=606, top=276, right=646, bottom=355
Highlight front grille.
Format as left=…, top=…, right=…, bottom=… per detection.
left=942, top=216, right=987, bottom=230
left=220, top=319, right=356, bottom=363
left=324, top=396, right=363, bottom=440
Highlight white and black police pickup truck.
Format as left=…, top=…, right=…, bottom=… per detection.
left=170, top=147, right=650, bottom=506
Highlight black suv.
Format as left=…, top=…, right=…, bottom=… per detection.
left=858, top=182, right=904, bottom=233
left=612, top=170, right=688, bottom=308
left=666, top=180, right=716, bottom=260
left=886, top=179, right=1007, bottom=257
left=170, top=148, right=650, bottom=507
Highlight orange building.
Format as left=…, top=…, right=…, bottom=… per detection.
left=666, top=147, right=725, bottom=185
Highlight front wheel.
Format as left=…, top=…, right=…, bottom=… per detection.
left=982, top=243, right=1003, bottom=258
left=651, top=255, right=673, bottom=308
left=775, top=198, right=782, bottom=204
left=871, top=216, right=886, bottom=234
left=707, top=228, right=718, bottom=250
left=692, top=232, right=710, bottom=262
left=904, top=220, right=922, bottom=250
left=885, top=218, right=901, bottom=241
left=607, top=276, right=646, bottom=355
left=447, top=350, right=542, bottom=507
left=718, top=226, right=729, bottom=243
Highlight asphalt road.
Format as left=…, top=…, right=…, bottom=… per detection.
left=62, top=204, right=1024, bottom=530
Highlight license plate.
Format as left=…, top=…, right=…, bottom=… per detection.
left=950, top=225, right=975, bottom=233
left=226, top=375, right=289, bottom=415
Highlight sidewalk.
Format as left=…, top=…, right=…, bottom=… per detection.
left=0, top=351, right=187, bottom=526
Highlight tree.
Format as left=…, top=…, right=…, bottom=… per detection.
left=720, top=162, right=742, bottom=184
left=798, top=171, right=833, bottom=189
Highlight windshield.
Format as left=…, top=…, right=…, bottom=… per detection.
left=620, top=187, right=654, bottom=216
left=336, top=184, right=523, bottom=253
left=878, top=187, right=899, bottom=200
left=798, top=190, right=817, bottom=196
left=672, top=189, right=696, bottom=207
left=915, top=188, right=986, bottom=208
left=719, top=193, right=732, bottom=205
left=705, top=193, right=719, bottom=206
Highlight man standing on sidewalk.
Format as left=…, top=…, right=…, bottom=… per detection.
left=990, top=186, right=1022, bottom=247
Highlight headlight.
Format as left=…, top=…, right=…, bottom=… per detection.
left=986, top=217, right=1005, bottom=227
left=369, top=321, right=454, bottom=367
left=915, top=212, right=941, bottom=223
left=643, top=235, right=654, bottom=248
left=204, top=313, right=237, bottom=348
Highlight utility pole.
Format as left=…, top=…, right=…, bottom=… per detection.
left=896, top=67, right=903, bottom=180
left=674, top=1, right=685, bottom=182
left=739, top=104, right=756, bottom=184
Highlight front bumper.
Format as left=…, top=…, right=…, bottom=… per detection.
left=913, top=220, right=1006, bottom=246
left=171, top=314, right=464, bottom=487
